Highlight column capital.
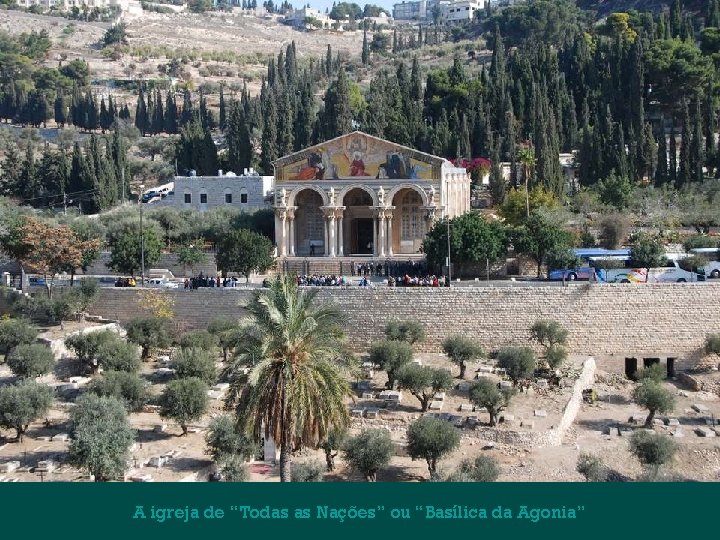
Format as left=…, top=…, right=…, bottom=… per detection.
left=422, top=205, right=438, bottom=222
left=274, top=206, right=289, bottom=219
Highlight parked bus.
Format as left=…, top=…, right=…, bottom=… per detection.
left=548, top=248, right=631, bottom=281
left=690, top=247, right=720, bottom=279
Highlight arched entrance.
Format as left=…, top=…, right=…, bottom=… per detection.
left=391, top=187, right=425, bottom=254
left=294, top=189, right=324, bottom=256
left=342, top=187, right=375, bottom=255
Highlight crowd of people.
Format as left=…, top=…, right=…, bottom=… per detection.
left=350, top=259, right=428, bottom=278
left=388, top=274, right=446, bottom=287
left=184, top=274, right=239, bottom=289
left=295, top=274, right=348, bottom=287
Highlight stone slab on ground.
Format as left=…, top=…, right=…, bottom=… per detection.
left=665, top=418, right=680, bottom=426
left=695, top=427, right=716, bottom=437
left=534, top=409, right=548, bottom=417
left=692, top=404, right=710, bottom=413
left=0, top=461, right=20, bottom=473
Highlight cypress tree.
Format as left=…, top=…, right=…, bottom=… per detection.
left=655, top=124, right=668, bottom=186
left=325, top=44, right=332, bottom=77
left=260, top=94, right=278, bottom=174
left=670, top=0, right=682, bottom=38
left=180, top=89, right=193, bottom=126
left=99, top=97, right=111, bottom=132
left=164, top=93, right=178, bottom=134
left=85, top=92, right=98, bottom=131
left=135, top=88, right=148, bottom=136
left=219, top=86, right=227, bottom=130
left=677, top=101, right=691, bottom=187
left=226, top=101, right=252, bottom=174
left=362, top=29, right=369, bottom=65
left=54, top=91, right=67, bottom=128
left=152, top=90, right=164, bottom=135
left=489, top=135, right=506, bottom=205
left=669, top=121, right=677, bottom=184
left=19, top=142, right=38, bottom=201
left=704, top=87, right=715, bottom=177
left=690, top=98, right=704, bottom=183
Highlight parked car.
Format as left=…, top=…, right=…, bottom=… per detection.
left=147, top=278, right=179, bottom=289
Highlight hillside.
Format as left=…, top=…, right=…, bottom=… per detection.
left=577, top=0, right=707, bottom=17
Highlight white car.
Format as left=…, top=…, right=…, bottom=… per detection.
left=147, top=278, right=179, bottom=289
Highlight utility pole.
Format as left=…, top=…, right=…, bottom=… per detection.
left=63, top=192, right=67, bottom=216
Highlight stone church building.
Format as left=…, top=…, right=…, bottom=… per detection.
left=273, top=132, right=471, bottom=258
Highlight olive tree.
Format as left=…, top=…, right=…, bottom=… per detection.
left=632, top=381, right=675, bottom=428
left=291, top=460, right=325, bottom=482
left=124, top=317, right=171, bottom=359
left=173, top=347, right=218, bottom=385
left=65, top=330, right=117, bottom=374
left=0, top=381, right=53, bottom=441
left=576, top=452, right=608, bottom=482
left=442, top=335, right=484, bottom=379
left=0, top=318, right=39, bottom=362
left=629, top=430, right=678, bottom=475
left=368, top=340, right=413, bottom=389
left=343, top=428, right=394, bottom=482
left=497, top=346, right=537, bottom=386
left=407, top=416, right=461, bottom=479
left=217, top=455, right=249, bottom=482
left=469, top=377, right=514, bottom=426
left=207, top=319, right=242, bottom=362
left=159, top=377, right=209, bottom=435
left=530, top=319, right=568, bottom=369
left=385, top=320, right=426, bottom=345
left=95, top=339, right=141, bottom=373
left=68, top=394, right=135, bottom=482
left=446, top=455, right=500, bottom=482
left=87, top=371, right=149, bottom=412
left=7, top=343, right=54, bottom=379
left=179, top=329, right=218, bottom=352
left=319, top=426, right=348, bottom=472
left=396, top=364, right=453, bottom=412
left=205, top=415, right=259, bottom=461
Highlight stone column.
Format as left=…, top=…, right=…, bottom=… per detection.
left=287, top=207, right=296, bottom=257
left=372, top=211, right=378, bottom=256
left=378, top=210, right=386, bottom=257
left=323, top=216, right=329, bottom=256
left=275, top=207, right=288, bottom=257
left=385, top=207, right=395, bottom=256
left=336, top=207, right=345, bottom=257
left=328, top=212, right=336, bottom=257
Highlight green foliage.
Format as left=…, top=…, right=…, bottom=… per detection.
left=216, top=454, right=249, bottom=482
left=95, top=338, right=141, bottom=373
left=396, top=364, right=454, bottom=412
left=215, top=228, right=274, bottom=282
left=102, top=23, right=128, bottom=47
left=205, top=415, right=259, bottom=461
left=644, top=38, right=713, bottom=107
left=68, top=394, right=135, bottom=481
left=596, top=172, right=634, bottom=209
left=632, top=382, right=675, bottom=427
left=442, top=335, right=484, bottom=378
left=545, top=344, right=568, bottom=369
left=469, top=377, right=514, bottom=426
left=173, top=347, right=218, bottom=385
left=0, top=318, right=39, bottom=361
left=124, top=317, right=171, bottom=359
left=636, top=363, right=667, bottom=383
left=446, top=455, right=500, bottom=482
left=64, top=330, right=117, bottom=373
left=576, top=452, right=608, bottom=482
left=489, top=0, right=583, bottom=47
left=530, top=320, right=568, bottom=349
left=207, top=319, right=241, bottom=362
left=384, top=320, right=425, bottom=345
left=407, top=416, right=461, bottom=479
left=319, top=426, right=348, bottom=472
left=498, top=188, right=559, bottom=227
left=512, top=211, right=573, bottom=277
left=422, top=213, right=509, bottom=271
left=87, top=371, right=149, bottom=412
left=629, top=430, right=678, bottom=470
left=179, top=329, right=218, bottom=351
left=7, top=343, right=54, bottom=379
left=290, top=460, right=325, bottom=482
left=343, top=428, right=394, bottom=482
left=159, top=377, right=210, bottom=435
left=368, top=340, right=414, bottom=389
left=598, top=213, right=631, bottom=249
left=683, top=235, right=718, bottom=252
left=705, top=334, right=720, bottom=355
left=175, top=242, right=205, bottom=275
left=0, top=380, right=53, bottom=441
left=107, top=220, right=163, bottom=277
left=630, top=232, right=666, bottom=268
left=497, top=346, right=536, bottom=385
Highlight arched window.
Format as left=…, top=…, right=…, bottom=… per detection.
left=239, top=188, right=248, bottom=204
left=400, top=190, right=422, bottom=241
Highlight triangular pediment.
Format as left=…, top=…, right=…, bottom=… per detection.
left=274, top=131, right=445, bottom=182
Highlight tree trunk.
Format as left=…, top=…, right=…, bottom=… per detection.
left=644, top=409, right=656, bottom=428
left=489, top=411, right=497, bottom=427
left=222, top=347, right=228, bottom=362
left=279, top=443, right=292, bottom=482
left=324, top=449, right=335, bottom=472
left=279, top=383, right=292, bottom=482
left=420, top=394, right=429, bottom=412
left=70, top=270, right=76, bottom=287
left=142, top=346, right=150, bottom=359
left=181, top=424, right=188, bottom=436
left=427, top=458, right=437, bottom=479
left=459, top=362, right=466, bottom=379
left=366, top=470, right=376, bottom=482
left=16, top=427, right=25, bottom=442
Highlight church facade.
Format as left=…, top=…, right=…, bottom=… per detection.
left=273, top=131, right=471, bottom=258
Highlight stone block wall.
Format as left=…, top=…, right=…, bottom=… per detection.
left=87, top=283, right=720, bottom=371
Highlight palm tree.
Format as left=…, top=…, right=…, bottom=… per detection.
left=227, top=275, right=355, bottom=482
left=517, top=146, right=536, bottom=218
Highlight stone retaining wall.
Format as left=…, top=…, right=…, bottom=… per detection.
left=87, top=284, right=720, bottom=371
